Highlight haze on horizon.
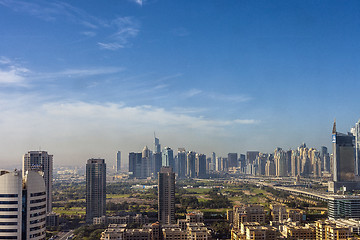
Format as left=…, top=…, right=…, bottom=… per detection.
left=0, top=0, right=359, bottom=168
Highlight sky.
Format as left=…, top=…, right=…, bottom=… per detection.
left=0, top=0, right=359, bottom=168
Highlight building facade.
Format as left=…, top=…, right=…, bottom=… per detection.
left=86, top=158, right=106, bottom=223
left=22, top=151, right=53, bottom=213
left=0, top=170, right=47, bottom=240
left=158, top=167, right=175, bottom=224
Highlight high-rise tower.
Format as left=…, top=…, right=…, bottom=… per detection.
left=86, top=158, right=106, bottom=223
left=158, top=167, right=175, bottom=224
left=329, top=120, right=358, bottom=192
left=154, top=133, right=161, bottom=153
left=162, top=147, right=174, bottom=169
left=351, top=119, right=360, bottom=176
left=23, top=151, right=53, bottom=213
left=116, top=151, right=121, bottom=172
left=0, top=170, right=46, bottom=240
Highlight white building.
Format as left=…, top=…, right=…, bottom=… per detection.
left=0, top=169, right=46, bottom=240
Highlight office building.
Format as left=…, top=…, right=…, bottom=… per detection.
left=328, top=195, right=360, bottom=219
left=158, top=167, right=175, bottom=224
left=129, top=152, right=142, bottom=178
left=329, top=120, right=359, bottom=192
left=177, top=148, right=186, bottom=178
left=211, top=152, right=216, bottom=171
left=86, top=158, right=106, bottom=223
left=351, top=119, right=360, bottom=176
left=162, top=147, right=174, bottom=170
left=0, top=169, right=46, bottom=240
left=228, top=153, right=238, bottom=168
left=116, top=151, right=121, bottom=172
left=153, top=152, right=162, bottom=177
left=247, top=151, right=259, bottom=164
left=187, top=151, right=196, bottom=178
left=23, top=151, right=53, bottom=213
left=154, top=134, right=161, bottom=153
left=196, top=153, right=207, bottom=178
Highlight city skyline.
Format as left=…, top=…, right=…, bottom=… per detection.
left=0, top=0, right=359, bottom=167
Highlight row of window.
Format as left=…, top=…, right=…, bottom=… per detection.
left=0, top=208, right=17, bottom=212
left=0, top=229, right=17, bottom=232
left=0, top=194, right=17, bottom=198
left=30, top=192, right=45, bottom=198
left=30, top=198, right=45, bottom=204
left=30, top=211, right=45, bottom=218
left=0, top=222, right=17, bottom=225
left=0, top=201, right=18, bottom=205
left=30, top=224, right=45, bottom=232
left=29, top=231, right=45, bottom=238
left=30, top=205, right=46, bottom=211
left=30, top=217, right=46, bottom=225
left=0, top=215, right=17, bottom=218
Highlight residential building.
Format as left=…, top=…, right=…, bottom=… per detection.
left=116, top=151, right=121, bottom=172
left=158, top=167, right=175, bottom=224
left=86, top=158, right=106, bottom=223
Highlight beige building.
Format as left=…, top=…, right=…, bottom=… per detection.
left=233, top=205, right=266, bottom=229
left=282, top=225, right=315, bottom=240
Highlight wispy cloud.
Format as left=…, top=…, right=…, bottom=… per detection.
left=183, top=88, right=251, bottom=103
left=0, top=0, right=140, bottom=50
left=81, top=31, right=96, bottom=37
left=98, top=17, right=140, bottom=50
left=129, top=0, right=146, bottom=6
left=185, top=88, right=203, bottom=97
left=98, top=42, right=124, bottom=50
left=33, top=67, right=125, bottom=80
left=0, top=57, right=29, bottom=86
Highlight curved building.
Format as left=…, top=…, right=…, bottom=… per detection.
left=0, top=170, right=46, bottom=240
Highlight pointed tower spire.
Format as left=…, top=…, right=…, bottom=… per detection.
left=332, top=118, right=337, bottom=134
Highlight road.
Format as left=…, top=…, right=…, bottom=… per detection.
left=57, top=230, right=74, bottom=240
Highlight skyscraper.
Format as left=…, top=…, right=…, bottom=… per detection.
left=187, top=151, right=196, bottom=178
left=351, top=120, right=360, bottom=176
left=329, top=120, right=358, bottom=192
left=196, top=153, right=207, bottom=178
left=228, top=153, right=238, bottom=168
left=177, top=148, right=186, bottom=178
left=23, top=151, right=53, bottom=213
left=211, top=152, right=216, bottom=171
left=86, top=158, right=106, bottom=223
left=162, top=147, right=174, bottom=169
left=154, top=133, right=161, bottom=153
left=158, top=167, right=175, bottom=224
left=116, top=151, right=121, bottom=172
left=0, top=169, right=46, bottom=240
left=129, top=152, right=142, bottom=178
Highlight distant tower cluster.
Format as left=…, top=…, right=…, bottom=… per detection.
left=86, top=158, right=106, bottom=223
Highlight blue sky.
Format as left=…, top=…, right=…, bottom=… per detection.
left=0, top=0, right=359, bottom=167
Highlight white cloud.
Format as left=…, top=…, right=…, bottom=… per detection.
left=0, top=57, right=30, bottom=86
left=0, top=95, right=260, bottom=166
left=98, top=42, right=125, bottom=50
left=129, top=0, right=145, bottom=6
left=185, top=89, right=202, bottom=97
left=81, top=31, right=96, bottom=37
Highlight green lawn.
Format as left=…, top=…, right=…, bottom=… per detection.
left=107, top=194, right=131, bottom=198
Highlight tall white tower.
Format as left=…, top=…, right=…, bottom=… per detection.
left=0, top=170, right=46, bottom=240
